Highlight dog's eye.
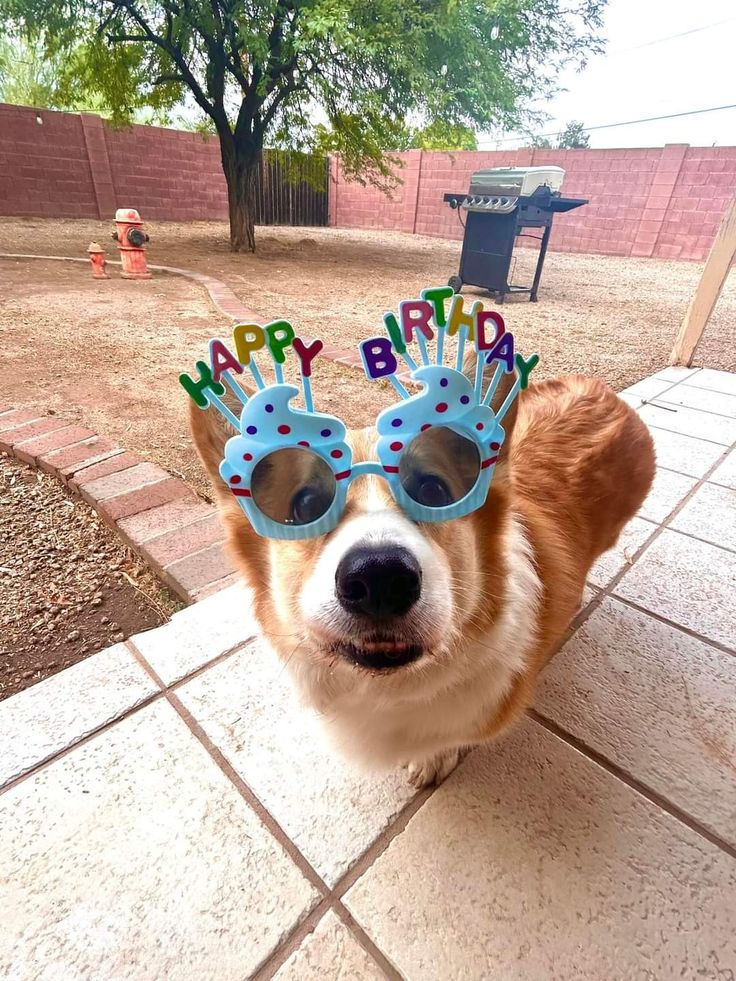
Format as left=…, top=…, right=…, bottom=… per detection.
left=290, top=485, right=334, bottom=525
left=404, top=473, right=453, bottom=509
left=399, top=426, right=480, bottom=509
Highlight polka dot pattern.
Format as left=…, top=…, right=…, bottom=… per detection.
left=321, top=428, right=332, bottom=438
left=230, top=475, right=241, bottom=484
left=246, top=425, right=257, bottom=435
left=460, top=395, right=470, bottom=405
left=331, top=449, right=343, bottom=459
left=435, top=402, right=448, bottom=413
left=391, top=418, right=402, bottom=428
left=265, top=404, right=274, bottom=413
left=390, top=441, right=403, bottom=452
left=278, top=424, right=291, bottom=435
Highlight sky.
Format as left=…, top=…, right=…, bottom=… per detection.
left=477, top=0, right=736, bottom=149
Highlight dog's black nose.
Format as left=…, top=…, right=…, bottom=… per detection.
left=335, top=545, right=422, bottom=618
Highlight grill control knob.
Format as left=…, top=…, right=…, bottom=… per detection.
left=492, top=198, right=499, bottom=207
left=500, top=197, right=508, bottom=206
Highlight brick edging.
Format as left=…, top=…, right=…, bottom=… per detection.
left=0, top=407, right=237, bottom=605
left=0, top=252, right=380, bottom=604
left=0, top=252, right=364, bottom=368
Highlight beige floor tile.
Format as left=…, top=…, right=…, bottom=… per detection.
left=670, top=481, right=736, bottom=551
left=588, top=516, right=656, bottom=588
left=686, top=367, right=736, bottom=396
left=0, top=701, right=318, bottom=981
left=177, top=641, right=416, bottom=886
left=651, top=366, right=700, bottom=384
left=647, top=425, right=726, bottom=478
left=345, top=719, right=736, bottom=981
left=131, top=581, right=255, bottom=684
left=660, top=384, right=736, bottom=418
left=536, top=598, right=736, bottom=846
left=620, top=377, right=675, bottom=402
left=615, top=529, right=736, bottom=649
left=639, top=401, right=736, bottom=445
left=638, top=467, right=697, bottom=523
left=0, top=644, right=156, bottom=789
left=617, top=392, right=641, bottom=409
left=709, top=451, right=736, bottom=490
left=274, top=911, right=386, bottom=980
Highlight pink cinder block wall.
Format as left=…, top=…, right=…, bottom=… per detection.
left=330, top=144, right=736, bottom=262
left=1, top=101, right=734, bottom=261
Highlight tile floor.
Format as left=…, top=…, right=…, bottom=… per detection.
left=1, top=367, right=735, bottom=980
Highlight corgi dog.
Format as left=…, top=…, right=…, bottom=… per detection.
left=190, top=364, right=655, bottom=787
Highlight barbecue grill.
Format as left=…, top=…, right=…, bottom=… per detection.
left=443, top=166, right=587, bottom=302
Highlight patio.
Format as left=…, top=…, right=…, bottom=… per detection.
left=1, top=365, right=735, bottom=980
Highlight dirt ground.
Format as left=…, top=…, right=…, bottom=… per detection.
left=1, top=216, right=734, bottom=495
left=0, top=453, right=181, bottom=700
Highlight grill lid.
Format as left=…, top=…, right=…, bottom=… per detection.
left=470, top=166, right=565, bottom=198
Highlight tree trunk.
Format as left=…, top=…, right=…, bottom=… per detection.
left=221, top=138, right=260, bottom=252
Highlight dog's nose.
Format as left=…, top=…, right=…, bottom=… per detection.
left=335, top=545, right=422, bottom=618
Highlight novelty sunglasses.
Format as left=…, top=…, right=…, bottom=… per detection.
left=180, top=286, right=539, bottom=540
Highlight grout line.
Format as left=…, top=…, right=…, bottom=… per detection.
left=165, top=687, right=331, bottom=897
left=332, top=902, right=404, bottom=979
left=250, top=899, right=333, bottom=980
left=676, top=381, right=736, bottom=399
left=528, top=709, right=736, bottom=862
left=654, top=397, right=736, bottom=421
left=659, top=523, right=736, bottom=556
left=0, top=689, right=163, bottom=797
left=331, top=786, right=435, bottom=901
left=606, top=594, right=736, bottom=659
left=640, top=418, right=731, bottom=448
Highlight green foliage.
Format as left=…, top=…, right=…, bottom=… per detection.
left=528, top=119, right=591, bottom=150
left=0, top=0, right=605, bottom=246
left=556, top=119, right=590, bottom=149
left=393, top=120, right=478, bottom=151
left=1, top=0, right=604, bottom=160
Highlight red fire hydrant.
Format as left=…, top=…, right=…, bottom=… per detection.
left=87, top=242, right=108, bottom=279
left=112, top=207, right=151, bottom=279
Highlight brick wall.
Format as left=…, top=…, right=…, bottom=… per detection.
left=331, top=144, right=736, bottom=262
left=0, top=105, right=99, bottom=218
left=2, top=101, right=734, bottom=260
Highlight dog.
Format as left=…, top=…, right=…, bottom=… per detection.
left=190, top=362, right=655, bottom=787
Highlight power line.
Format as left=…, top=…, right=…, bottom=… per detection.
left=608, top=16, right=736, bottom=56
left=479, top=103, right=736, bottom=148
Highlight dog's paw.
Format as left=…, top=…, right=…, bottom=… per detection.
left=406, top=748, right=462, bottom=789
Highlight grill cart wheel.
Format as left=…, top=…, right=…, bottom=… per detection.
left=448, top=275, right=463, bottom=294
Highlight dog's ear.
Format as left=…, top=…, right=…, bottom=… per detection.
left=188, top=400, right=238, bottom=508
left=188, top=399, right=271, bottom=590
left=462, top=349, right=520, bottom=460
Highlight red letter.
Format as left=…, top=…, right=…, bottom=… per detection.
left=292, top=337, right=324, bottom=377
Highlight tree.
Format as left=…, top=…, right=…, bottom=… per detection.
left=2, top=0, right=605, bottom=251
left=393, top=120, right=478, bottom=152
left=556, top=120, right=590, bottom=149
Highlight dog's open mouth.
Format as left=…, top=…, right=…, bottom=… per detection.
left=334, top=638, right=424, bottom=671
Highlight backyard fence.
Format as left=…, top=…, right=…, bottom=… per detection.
left=1, top=101, right=735, bottom=259
left=0, top=103, right=328, bottom=227
left=255, top=151, right=328, bottom=227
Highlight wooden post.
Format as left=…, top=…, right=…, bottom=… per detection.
left=670, top=194, right=736, bottom=366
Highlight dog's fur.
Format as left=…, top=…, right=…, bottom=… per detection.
left=190, top=365, right=655, bottom=786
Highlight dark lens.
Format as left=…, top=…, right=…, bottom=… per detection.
left=251, top=448, right=336, bottom=525
left=399, top=427, right=480, bottom=509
